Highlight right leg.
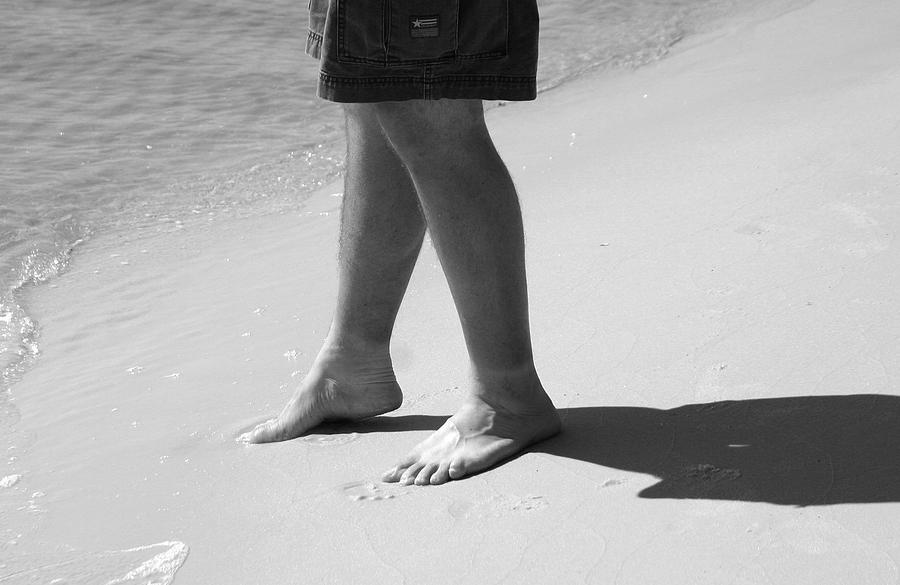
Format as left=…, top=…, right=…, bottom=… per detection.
left=244, top=104, right=425, bottom=443
left=371, top=100, right=560, bottom=485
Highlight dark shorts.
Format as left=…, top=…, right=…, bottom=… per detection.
left=306, top=0, right=539, bottom=103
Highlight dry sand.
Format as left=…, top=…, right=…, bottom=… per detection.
left=3, top=0, right=900, bottom=582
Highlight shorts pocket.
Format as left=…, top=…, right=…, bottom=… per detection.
left=457, top=0, right=508, bottom=59
left=337, top=0, right=508, bottom=65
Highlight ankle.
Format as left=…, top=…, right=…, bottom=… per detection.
left=470, top=360, right=540, bottom=385
left=469, top=365, right=554, bottom=406
left=321, top=330, right=392, bottom=359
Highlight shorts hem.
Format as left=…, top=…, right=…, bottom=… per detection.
left=316, top=71, right=537, bottom=103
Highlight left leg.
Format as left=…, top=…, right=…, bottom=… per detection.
left=244, top=104, right=424, bottom=443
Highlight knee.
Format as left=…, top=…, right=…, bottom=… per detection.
left=373, top=100, right=491, bottom=168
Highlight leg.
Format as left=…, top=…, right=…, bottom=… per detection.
left=244, top=104, right=425, bottom=443
left=376, top=99, right=561, bottom=485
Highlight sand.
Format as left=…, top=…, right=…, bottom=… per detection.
left=3, top=0, right=900, bottom=582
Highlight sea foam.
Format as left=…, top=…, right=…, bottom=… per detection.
left=0, top=541, right=189, bottom=585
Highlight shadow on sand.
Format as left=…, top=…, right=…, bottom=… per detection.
left=538, top=394, right=900, bottom=506
left=317, top=394, right=900, bottom=506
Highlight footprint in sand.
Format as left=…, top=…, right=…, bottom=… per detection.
left=300, top=432, right=359, bottom=447
left=341, top=481, right=408, bottom=502
left=685, top=463, right=742, bottom=481
left=510, top=495, right=548, bottom=512
left=449, top=494, right=548, bottom=518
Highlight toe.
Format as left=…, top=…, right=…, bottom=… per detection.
left=243, top=399, right=326, bottom=443
left=399, top=461, right=426, bottom=486
left=448, top=458, right=468, bottom=480
left=244, top=418, right=283, bottom=443
left=430, top=461, right=452, bottom=485
left=382, top=453, right=419, bottom=483
left=381, top=466, right=402, bottom=483
left=414, top=463, right=439, bottom=486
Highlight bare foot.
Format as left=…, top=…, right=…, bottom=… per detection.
left=381, top=370, right=560, bottom=485
left=240, top=344, right=402, bottom=443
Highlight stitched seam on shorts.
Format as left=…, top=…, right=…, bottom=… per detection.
left=319, top=72, right=533, bottom=86
left=382, top=0, right=391, bottom=66
left=335, top=53, right=507, bottom=66
left=428, top=74, right=533, bottom=82
left=319, top=72, right=424, bottom=86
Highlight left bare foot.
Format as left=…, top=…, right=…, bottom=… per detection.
left=239, top=341, right=402, bottom=444
left=382, top=371, right=560, bottom=485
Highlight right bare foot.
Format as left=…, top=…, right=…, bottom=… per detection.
left=381, top=368, right=560, bottom=485
left=240, top=343, right=402, bottom=443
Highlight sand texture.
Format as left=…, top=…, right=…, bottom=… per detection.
left=4, top=0, right=900, bottom=582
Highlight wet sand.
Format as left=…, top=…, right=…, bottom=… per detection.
left=4, top=0, right=900, bottom=581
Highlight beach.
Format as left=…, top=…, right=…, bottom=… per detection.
left=3, top=0, right=900, bottom=581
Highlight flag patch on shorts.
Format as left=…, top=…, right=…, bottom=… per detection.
left=410, top=15, right=439, bottom=38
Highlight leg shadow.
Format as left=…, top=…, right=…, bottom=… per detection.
left=536, top=394, right=900, bottom=506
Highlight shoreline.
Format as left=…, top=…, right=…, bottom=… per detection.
left=4, top=0, right=900, bottom=582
